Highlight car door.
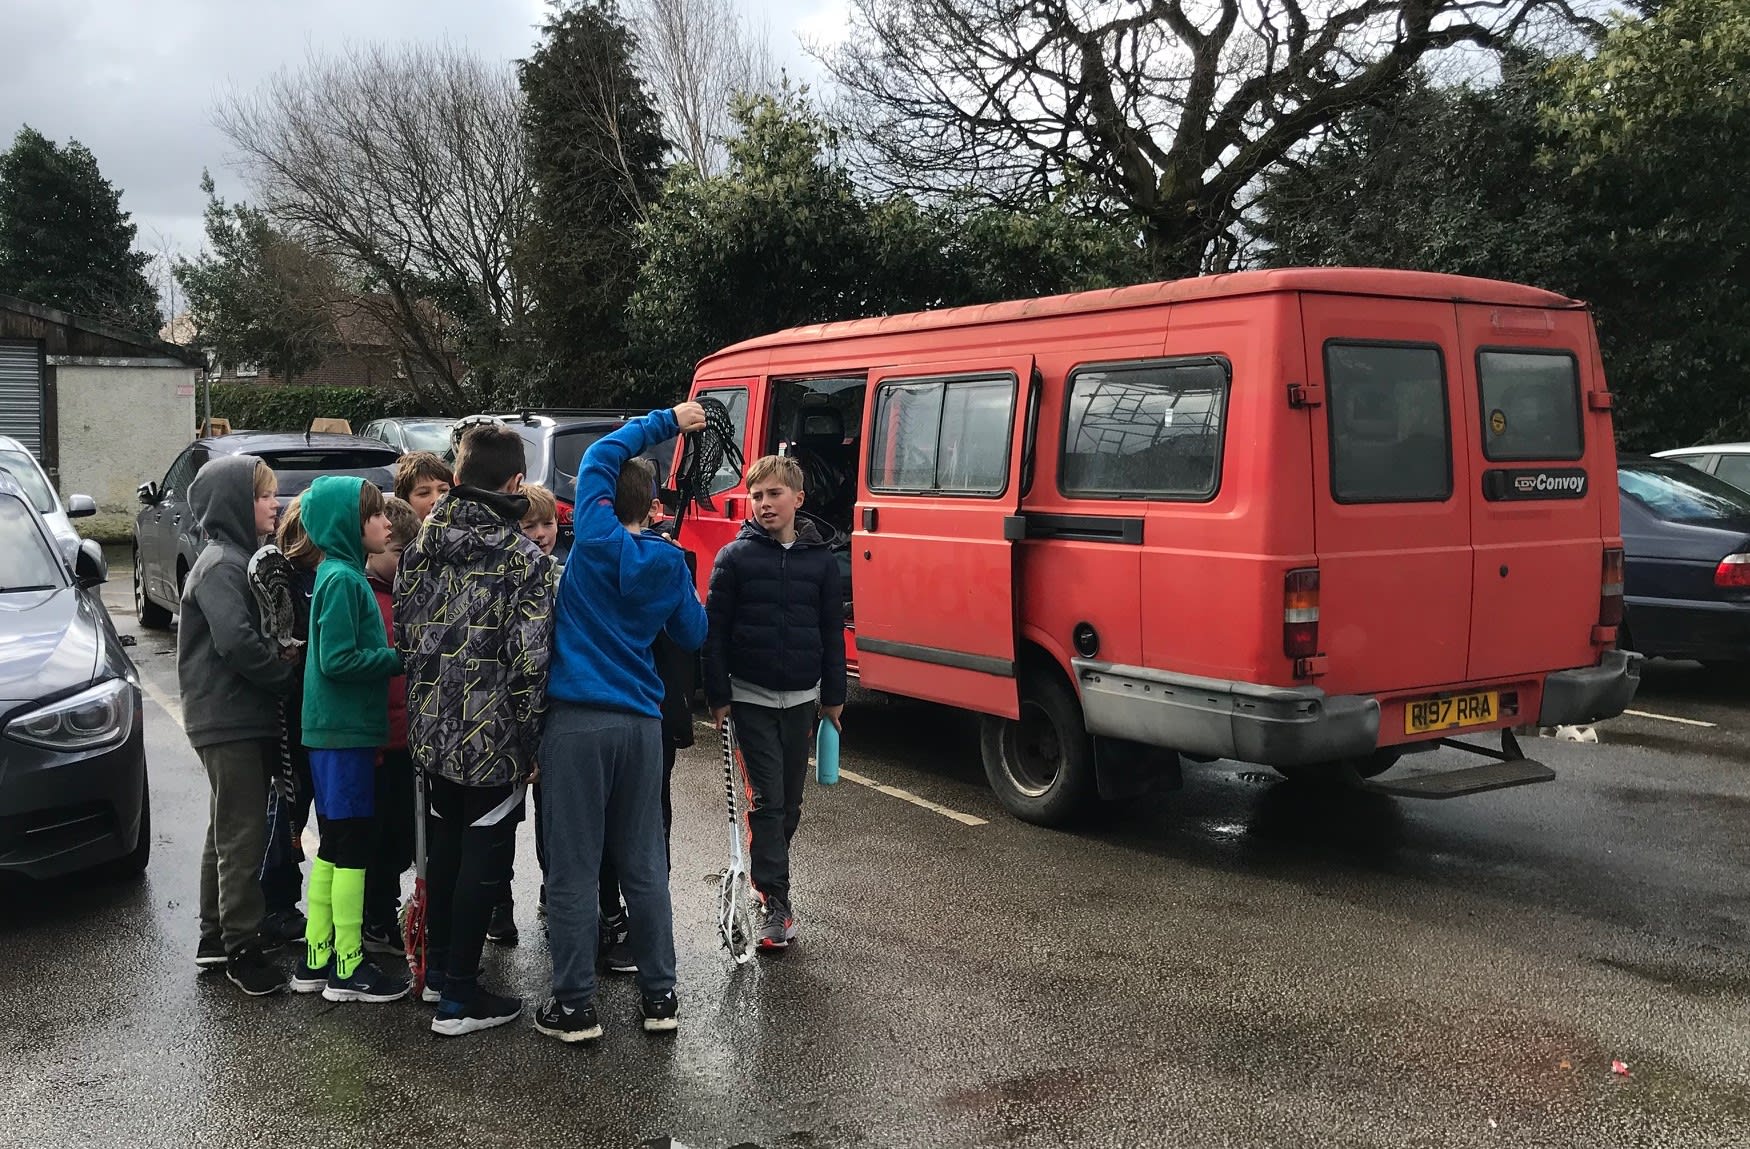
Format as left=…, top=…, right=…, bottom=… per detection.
left=140, top=448, right=190, bottom=602
left=164, top=447, right=209, bottom=597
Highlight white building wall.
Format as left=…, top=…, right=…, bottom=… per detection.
left=53, top=358, right=196, bottom=515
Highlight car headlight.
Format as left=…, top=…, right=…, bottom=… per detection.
left=5, top=679, right=136, bottom=751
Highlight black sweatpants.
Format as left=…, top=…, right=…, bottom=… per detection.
left=426, top=775, right=521, bottom=1002
left=261, top=746, right=314, bottom=913
left=731, top=701, right=815, bottom=912
left=599, top=743, right=677, bottom=918
left=365, top=749, right=415, bottom=931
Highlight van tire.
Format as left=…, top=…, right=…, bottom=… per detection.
left=1272, top=750, right=1401, bottom=785
left=980, top=669, right=1096, bottom=826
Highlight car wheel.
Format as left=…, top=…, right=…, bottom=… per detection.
left=102, top=772, right=151, bottom=880
left=134, top=547, right=172, bottom=629
left=980, top=668, right=1096, bottom=826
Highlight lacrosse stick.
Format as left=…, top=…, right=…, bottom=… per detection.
left=246, top=545, right=303, bottom=885
left=400, top=765, right=430, bottom=992
left=716, top=718, right=756, bottom=964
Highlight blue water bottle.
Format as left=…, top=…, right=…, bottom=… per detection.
left=815, top=718, right=840, bottom=785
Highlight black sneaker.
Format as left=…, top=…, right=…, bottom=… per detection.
left=419, top=969, right=446, bottom=1005
left=289, top=954, right=333, bottom=994
left=362, top=921, right=406, bottom=958
left=600, top=911, right=636, bottom=974
left=196, top=934, right=227, bottom=970
left=322, top=959, right=410, bottom=1004
left=431, top=988, right=523, bottom=1037
left=533, top=997, right=602, bottom=1044
left=486, top=903, right=518, bottom=947
left=758, top=899, right=796, bottom=951
left=225, top=948, right=287, bottom=996
left=258, top=909, right=307, bottom=950
left=640, top=990, right=680, bottom=1033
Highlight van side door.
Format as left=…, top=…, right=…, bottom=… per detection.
left=853, top=358, right=1034, bottom=719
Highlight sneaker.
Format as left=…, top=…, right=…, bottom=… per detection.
left=486, top=903, right=518, bottom=947
left=195, top=935, right=227, bottom=969
left=321, top=959, right=410, bottom=1004
left=225, top=948, right=287, bottom=996
left=600, top=911, right=636, bottom=974
left=289, top=954, right=333, bottom=994
left=431, top=988, right=523, bottom=1037
left=640, top=990, right=680, bottom=1033
left=419, top=969, right=447, bottom=1005
left=362, top=922, right=406, bottom=958
left=533, top=997, right=602, bottom=1044
left=258, top=909, right=308, bottom=950
left=758, top=900, right=797, bottom=951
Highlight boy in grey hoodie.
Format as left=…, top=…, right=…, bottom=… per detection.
left=181, top=453, right=297, bottom=996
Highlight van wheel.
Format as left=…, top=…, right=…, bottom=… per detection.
left=980, top=670, right=1096, bottom=826
left=134, top=547, right=172, bottom=629
left=1272, top=750, right=1401, bottom=785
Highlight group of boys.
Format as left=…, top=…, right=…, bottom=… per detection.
left=180, top=403, right=846, bottom=1043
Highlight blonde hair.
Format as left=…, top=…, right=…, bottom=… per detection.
left=520, top=481, right=557, bottom=525
left=745, top=454, right=804, bottom=492
left=252, top=459, right=277, bottom=498
left=383, top=495, right=420, bottom=547
left=277, top=494, right=324, bottom=568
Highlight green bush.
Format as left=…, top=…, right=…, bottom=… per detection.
left=204, top=384, right=429, bottom=433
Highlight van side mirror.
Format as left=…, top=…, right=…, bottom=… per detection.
left=66, top=493, right=97, bottom=518
left=137, top=482, right=160, bottom=506
left=75, top=538, right=108, bottom=588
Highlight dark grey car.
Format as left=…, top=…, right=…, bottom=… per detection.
left=0, top=469, right=148, bottom=881
left=132, top=432, right=401, bottom=628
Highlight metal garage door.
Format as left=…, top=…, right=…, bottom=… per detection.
left=0, top=341, right=43, bottom=457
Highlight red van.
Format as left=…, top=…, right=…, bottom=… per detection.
left=675, top=269, right=1642, bottom=825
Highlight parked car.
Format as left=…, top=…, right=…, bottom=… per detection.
left=360, top=416, right=457, bottom=456
left=133, top=431, right=400, bottom=628
left=0, top=434, right=98, bottom=561
left=454, top=411, right=679, bottom=561
left=1618, top=455, right=1750, bottom=666
left=1653, top=443, right=1750, bottom=496
left=0, top=468, right=149, bottom=881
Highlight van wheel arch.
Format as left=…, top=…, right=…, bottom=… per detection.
left=980, top=645, right=1097, bottom=826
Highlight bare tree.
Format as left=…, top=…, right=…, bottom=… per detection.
left=632, top=0, right=779, bottom=175
left=824, top=0, right=1597, bottom=275
left=217, top=43, right=531, bottom=408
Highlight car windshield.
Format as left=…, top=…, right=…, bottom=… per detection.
left=400, top=421, right=456, bottom=455
left=1619, top=458, right=1750, bottom=524
left=259, top=449, right=399, bottom=499
left=0, top=449, right=57, bottom=513
left=0, top=493, right=65, bottom=592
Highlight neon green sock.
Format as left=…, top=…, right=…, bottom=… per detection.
left=305, top=859, right=335, bottom=969
left=332, top=867, right=366, bottom=980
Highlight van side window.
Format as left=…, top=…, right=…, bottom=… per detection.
left=1325, top=343, right=1451, bottom=504
left=868, top=374, right=1016, bottom=495
left=1061, top=359, right=1228, bottom=499
left=695, top=387, right=749, bottom=494
left=1478, top=350, right=1583, bottom=461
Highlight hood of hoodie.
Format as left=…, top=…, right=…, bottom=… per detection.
left=187, top=453, right=266, bottom=552
left=302, top=475, right=368, bottom=569
left=734, top=517, right=827, bottom=548
left=425, top=486, right=531, bottom=565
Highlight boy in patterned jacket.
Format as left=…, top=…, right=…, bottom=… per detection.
left=394, top=423, right=554, bottom=1037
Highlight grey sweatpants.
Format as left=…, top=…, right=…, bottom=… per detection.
left=541, top=703, right=675, bottom=1005
left=196, top=739, right=275, bottom=951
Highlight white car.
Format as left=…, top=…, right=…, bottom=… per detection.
left=1653, top=443, right=1750, bottom=496
left=0, top=435, right=97, bottom=563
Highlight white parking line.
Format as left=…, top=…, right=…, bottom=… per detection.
left=837, top=769, right=989, bottom=827
left=139, top=676, right=185, bottom=730
left=1622, top=708, right=1717, bottom=729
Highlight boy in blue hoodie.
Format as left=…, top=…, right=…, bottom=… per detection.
left=534, top=403, right=708, bottom=1044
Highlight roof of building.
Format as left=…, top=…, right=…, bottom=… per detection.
left=0, top=294, right=206, bottom=366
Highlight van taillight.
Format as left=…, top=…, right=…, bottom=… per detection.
left=1716, top=553, right=1750, bottom=589
left=1600, top=547, right=1625, bottom=626
left=1284, top=568, right=1320, bottom=660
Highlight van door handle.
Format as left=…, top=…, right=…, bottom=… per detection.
left=861, top=507, right=878, bottom=532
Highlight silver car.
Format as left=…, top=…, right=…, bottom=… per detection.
left=1654, top=443, right=1750, bottom=496
left=0, top=434, right=97, bottom=563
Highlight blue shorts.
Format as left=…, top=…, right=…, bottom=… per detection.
left=307, top=747, right=378, bottom=821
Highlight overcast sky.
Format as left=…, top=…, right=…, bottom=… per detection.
left=3, top=0, right=845, bottom=267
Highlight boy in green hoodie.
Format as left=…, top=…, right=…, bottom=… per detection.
left=288, top=475, right=409, bottom=1004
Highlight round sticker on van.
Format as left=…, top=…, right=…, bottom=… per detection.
left=1489, top=408, right=1507, bottom=436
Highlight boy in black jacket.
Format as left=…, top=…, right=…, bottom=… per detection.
left=705, top=455, right=846, bottom=951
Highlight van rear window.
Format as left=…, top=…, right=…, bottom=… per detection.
left=1061, top=359, right=1227, bottom=499
left=1479, top=350, right=1582, bottom=461
left=1326, top=343, right=1452, bottom=504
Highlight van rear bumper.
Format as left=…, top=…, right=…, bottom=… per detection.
left=1072, top=660, right=1379, bottom=767
left=1536, top=649, right=1642, bottom=726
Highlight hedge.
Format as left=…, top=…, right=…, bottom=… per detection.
left=204, top=384, right=430, bottom=433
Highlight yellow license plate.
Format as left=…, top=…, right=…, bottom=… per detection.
left=1404, top=692, right=1500, bottom=735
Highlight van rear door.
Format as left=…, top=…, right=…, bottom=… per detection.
left=1456, top=306, right=1605, bottom=679
left=1302, top=295, right=1474, bottom=694
left=853, top=358, right=1034, bottom=719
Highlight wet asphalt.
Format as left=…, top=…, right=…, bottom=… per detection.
left=3, top=565, right=1749, bottom=1148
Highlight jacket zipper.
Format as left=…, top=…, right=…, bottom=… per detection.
left=778, top=543, right=789, bottom=676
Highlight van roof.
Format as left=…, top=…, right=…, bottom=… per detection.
left=699, top=267, right=1582, bottom=369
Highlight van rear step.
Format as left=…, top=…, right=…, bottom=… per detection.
left=1350, top=729, right=1555, bottom=799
